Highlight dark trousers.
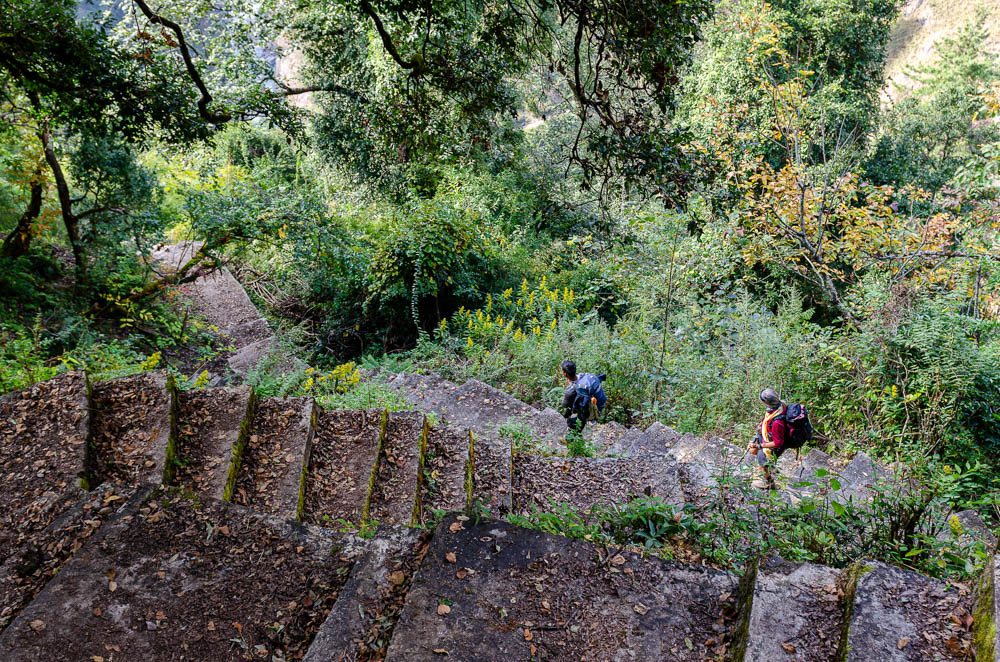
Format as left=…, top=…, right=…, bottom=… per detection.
left=566, top=412, right=590, bottom=433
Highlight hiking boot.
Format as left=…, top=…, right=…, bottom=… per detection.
left=751, top=477, right=778, bottom=490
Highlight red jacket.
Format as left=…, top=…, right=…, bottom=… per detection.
left=762, top=408, right=789, bottom=450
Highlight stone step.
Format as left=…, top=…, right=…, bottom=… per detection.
left=219, top=317, right=271, bottom=348
left=974, top=555, right=998, bottom=662
left=744, top=557, right=845, bottom=662
left=89, top=371, right=177, bottom=488
left=469, top=431, right=513, bottom=515
left=369, top=412, right=426, bottom=527
left=384, top=514, right=740, bottom=661
left=0, top=371, right=90, bottom=563
left=667, top=432, right=710, bottom=463
left=836, top=452, right=888, bottom=505
left=444, top=378, right=542, bottom=436
left=605, top=424, right=645, bottom=455
left=584, top=420, right=628, bottom=453
left=304, top=526, right=428, bottom=661
left=0, top=487, right=364, bottom=661
left=231, top=395, right=314, bottom=521
left=844, top=561, right=973, bottom=661
left=387, top=372, right=461, bottom=414
left=0, top=483, right=139, bottom=634
left=511, top=455, right=684, bottom=516
left=302, top=409, right=385, bottom=529
left=172, top=386, right=253, bottom=501
left=609, top=421, right=681, bottom=457
left=420, top=423, right=472, bottom=524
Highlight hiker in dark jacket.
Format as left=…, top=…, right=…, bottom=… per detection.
left=560, top=360, right=606, bottom=433
left=747, top=388, right=788, bottom=490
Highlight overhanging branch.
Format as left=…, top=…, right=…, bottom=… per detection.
left=132, top=0, right=231, bottom=124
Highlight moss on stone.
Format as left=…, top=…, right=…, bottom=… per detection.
left=973, top=556, right=997, bottom=662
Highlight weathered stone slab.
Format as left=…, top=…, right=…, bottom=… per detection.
left=845, top=561, right=973, bottom=662
left=384, top=515, right=737, bottom=661
left=219, top=317, right=271, bottom=348
left=470, top=432, right=512, bottom=515
left=0, top=372, right=89, bottom=562
left=584, top=421, right=627, bottom=453
left=173, top=386, right=251, bottom=501
left=302, top=409, right=384, bottom=528
left=667, top=432, right=708, bottom=463
left=512, top=455, right=684, bottom=516
left=521, top=407, right=567, bottom=451
left=420, top=424, right=471, bottom=524
left=304, top=526, right=427, bottom=662
left=445, top=379, right=538, bottom=436
left=90, top=371, right=176, bottom=487
left=836, top=451, right=888, bottom=504
left=612, top=421, right=681, bottom=457
left=0, top=483, right=139, bottom=634
left=605, top=425, right=645, bottom=455
left=369, top=412, right=425, bottom=526
left=388, top=372, right=462, bottom=415
left=0, top=488, right=359, bottom=662
left=745, top=557, right=844, bottom=662
left=232, top=396, right=314, bottom=520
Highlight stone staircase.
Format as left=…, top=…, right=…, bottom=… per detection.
left=0, top=369, right=994, bottom=661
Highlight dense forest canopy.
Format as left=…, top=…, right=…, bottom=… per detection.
left=2, top=0, right=1000, bottom=572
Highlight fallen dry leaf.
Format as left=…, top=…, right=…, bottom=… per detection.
left=781, top=642, right=796, bottom=654
left=29, top=619, right=45, bottom=632
left=449, top=522, right=463, bottom=533
left=898, top=637, right=910, bottom=650
left=437, top=604, right=452, bottom=616
left=445, top=552, right=457, bottom=563
left=524, top=629, right=533, bottom=642
left=433, top=649, right=448, bottom=655
left=108, top=580, right=117, bottom=593
left=610, top=554, right=626, bottom=566
left=633, top=604, right=649, bottom=615
left=207, top=621, right=216, bottom=631
left=456, top=569, right=468, bottom=579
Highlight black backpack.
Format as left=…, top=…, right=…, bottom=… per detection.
left=779, top=403, right=813, bottom=450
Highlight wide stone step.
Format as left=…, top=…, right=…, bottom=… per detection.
left=744, top=557, right=845, bottom=662
left=172, top=386, right=253, bottom=501
left=444, top=378, right=541, bottom=435
left=0, top=483, right=138, bottom=634
left=231, top=395, right=313, bottom=520
left=0, top=371, right=90, bottom=563
left=0, top=487, right=363, bottom=661
left=368, top=412, right=426, bottom=527
left=89, top=371, right=177, bottom=488
left=387, top=372, right=461, bottom=414
left=304, top=526, right=428, bottom=661
left=845, top=561, right=973, bottom=661
left=302, top=409, right=384, bottom=528
left=609, top=421, right=681, bottom=457
left=419, top=423, right=472, bottom=524
left=384, top=514, right=740, bottom=661
left=512, top=455, right=684, bottom=516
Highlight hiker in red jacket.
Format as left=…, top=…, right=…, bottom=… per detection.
left=747, top=388, right=788, bottom=490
